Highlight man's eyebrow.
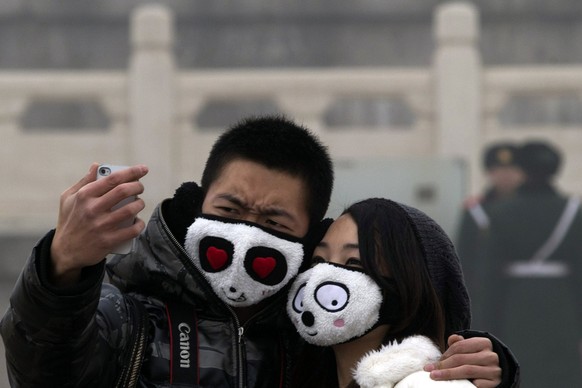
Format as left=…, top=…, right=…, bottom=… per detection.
left=216, top=193, right=295, bottom=220
left=216, top=193, right=245, bottom=207
left=260, top=207, right=294, bottom=219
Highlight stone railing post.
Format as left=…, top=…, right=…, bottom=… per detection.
left=433, top=2, right=482, bottom=193
left=129, top=4, right=176, bottom=212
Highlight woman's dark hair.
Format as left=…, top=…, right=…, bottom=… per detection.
left=291, top=198, right=447, bottom=387
left=201, top=115, right=334, bottom=225
left=345, top=198, right=446, bottom=351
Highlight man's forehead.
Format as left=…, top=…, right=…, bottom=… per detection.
left=216, top=160, right=307, bottom=198
left=202, top=159, right=311, bottom=236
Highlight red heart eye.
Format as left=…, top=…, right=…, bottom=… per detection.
left=206, top=246, right=228, bottom=270
left=252, top=257, right=277, bottom=279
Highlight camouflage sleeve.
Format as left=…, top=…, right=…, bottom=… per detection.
left=0, top=230, right=130, bottom=387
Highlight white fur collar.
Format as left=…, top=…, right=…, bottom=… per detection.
left=353, top=335, right=442, bottom=388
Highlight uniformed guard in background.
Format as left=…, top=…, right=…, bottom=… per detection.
left=482, top=140, right=582, bottom=388
left=455, top=142, right=524, bottom=328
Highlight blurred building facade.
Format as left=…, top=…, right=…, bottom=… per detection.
left=3, top=0, right=582, bottom=69
left=2, top=0, right=582, bottom=278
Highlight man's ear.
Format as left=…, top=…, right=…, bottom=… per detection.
left=163, top=182, right=206, bottom=246
left=301, top=218, right=334, bottom=271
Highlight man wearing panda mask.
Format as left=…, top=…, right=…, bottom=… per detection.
left=184, top=215, right=306, bottom=307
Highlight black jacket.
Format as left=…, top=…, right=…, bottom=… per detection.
left=1, top=200, right=298, bottom=388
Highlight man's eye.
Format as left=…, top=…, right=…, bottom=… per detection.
left=265, top=219, right=280, bottom=227
left=265, top=219, right=289, bottom=231
left=217, top=207, right=239, bottom=214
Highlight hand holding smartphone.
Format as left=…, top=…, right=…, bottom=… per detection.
left=96, top=164, right=137, bottom=255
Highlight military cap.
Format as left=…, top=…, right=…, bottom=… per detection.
left=483, top=142, right=518, bottom=170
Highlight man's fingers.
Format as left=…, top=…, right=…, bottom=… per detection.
left=96, top=180, right=145, bottom=214
left=106, top=197, right=146, bottom=226
left=431, top=350, right=499, bottom=370
left=77, top=164, right=148, bottom=214
left=442, top=336, right=493, bottom=360
left=426, top=336, right=501, bottom=386
left=92, top=164, right=149, bottom=196
left=447, top=334, right=464, bottom=347
left=60, top=164, right=148, bottom=201
left=448, top=334, right=464, bottom=345
left=427, top=364, right=501, bottom=386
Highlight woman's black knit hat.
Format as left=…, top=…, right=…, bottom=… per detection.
left=391, top=201, right=472, bottom=335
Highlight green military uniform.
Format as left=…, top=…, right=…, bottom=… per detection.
left=482, top=142, right=582, bottom=388
left=455, top=143, right=520, bottom=329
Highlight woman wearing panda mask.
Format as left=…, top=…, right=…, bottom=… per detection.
left=287, top=198, right=494, bottom=388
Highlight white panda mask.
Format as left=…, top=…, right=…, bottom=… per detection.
left=185, top=216, right=305, bottom=307
left=287, top=262, right=389, bottom=347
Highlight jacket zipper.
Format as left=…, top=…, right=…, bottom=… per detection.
left=159, top=210, right=286, bottom=388
left=236, top=318, right=245, bottom=388
left=115, top=297, right=148, bottom=388
left=160, top=212, right=250, bottom=388
left=125, top=305, right=147, bottom=387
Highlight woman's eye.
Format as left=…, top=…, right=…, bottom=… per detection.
left=311, top=256, right=326, bottom=265
left=346, top=258, right=362, bottom=267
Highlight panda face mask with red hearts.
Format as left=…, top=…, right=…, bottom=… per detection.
left=184, top=215, right=305, bottom=307
left=287, top=262, right=401, bottom=346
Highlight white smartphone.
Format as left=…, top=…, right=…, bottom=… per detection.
left=96, top=164, right=136, bottom=255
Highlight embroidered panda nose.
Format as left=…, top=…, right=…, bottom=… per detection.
left=301, top=311, right=315, bottom=327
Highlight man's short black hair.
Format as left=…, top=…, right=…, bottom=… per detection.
left=201, top=115, right=334, bottom=224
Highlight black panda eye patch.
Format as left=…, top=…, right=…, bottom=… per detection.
left=292, top=283, right=307, bottom=313
left=244, top=246, right=288, bottom=286
left=199, top=236, right=234, bottom=273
